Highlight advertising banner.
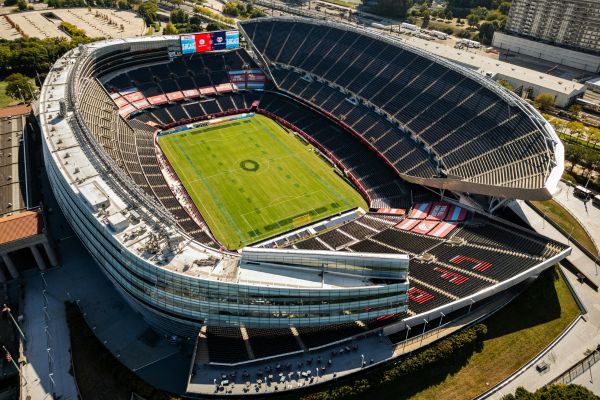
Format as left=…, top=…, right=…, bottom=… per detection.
left=226, top=31, right=240, bottom=49
left=211, top=31, right=227, bottom=50
left=180, top=35, right=196, bottom=54
left=195, top=33, right=212, bottom=53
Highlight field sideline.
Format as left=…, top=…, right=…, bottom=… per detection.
left=159, top=114, right=367, bottom=249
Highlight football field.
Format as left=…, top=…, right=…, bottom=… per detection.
left=158, top=114, right=367, bottom=249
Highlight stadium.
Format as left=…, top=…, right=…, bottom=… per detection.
left=38, top=16, right=570, bottom=394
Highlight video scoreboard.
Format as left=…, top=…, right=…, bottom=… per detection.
left=180, top=30, right=240, bottom=54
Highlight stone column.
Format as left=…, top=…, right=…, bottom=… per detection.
left=30, top=245, right=47, bottom=271
left=42, top=241, right=59, bottom=268
left=1, top=253, right=19, bottom=279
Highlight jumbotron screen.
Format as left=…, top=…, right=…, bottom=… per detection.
left=180, top=31, right=240, bottom=54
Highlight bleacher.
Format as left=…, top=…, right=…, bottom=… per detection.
left=79, top=79, right=216, bottom=246
left=240, top=18, right=556, bottom=190
left=206, top=326, right=250, bottom=364
left=246, top=328, right=301, bottom=358
left=286, top=205, right=568, bottom=316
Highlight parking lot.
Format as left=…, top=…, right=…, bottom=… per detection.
left=1, top=8, right=145, bottom=40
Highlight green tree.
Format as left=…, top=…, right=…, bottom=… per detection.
left=504, top=384, right=597, bottom=400
left=498, top=1, right=511, bottom=15
left=478, top=21, right=495, bottom=44
left=567, top=120, right=586, bottom=139
left=470, top=6, right=488, bottom=19
left=223, top=1, right=240, bottom=16
left=372, top=0, right=413, bottom=18
left=445, top=9, right=453, bottom=20
left=467, top=13, right=479, bottom=27
left=163, top=22, right=178, bottom=34
left=3, top=0, right=17, bottom=5
left=587, top=126, right=600, bottom=148
left=4, top=73, right=34, bottom=103
left=534, top=93, right=555, bottom=111
left=564, top=143, right=585, bottom=173
left=16, top=0, right=27, bottom=10
left=138, top=0, right=159, bottom=24
left=170, top=8, right=189, bottom=24
left=568, top=103, right=582, bottom=117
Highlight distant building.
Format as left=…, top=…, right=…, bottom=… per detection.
left=492, top=0, right=600, bottom=73
left=505, top=0, right=600, bottom=53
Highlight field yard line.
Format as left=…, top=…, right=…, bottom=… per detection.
left=240, top=189, right=324, bottom=219
left=256, top=117, right=351, bottom=207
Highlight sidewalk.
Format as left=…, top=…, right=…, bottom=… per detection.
left=553, top=181, right=600, bottom=253
left=488, top=267, right=600, bottom=398
left=510, top=200, right=599, bottom=287
left=485, top=200, right=600, bottom=398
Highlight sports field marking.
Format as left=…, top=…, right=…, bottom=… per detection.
left=159, top=114, right=367, bottom=249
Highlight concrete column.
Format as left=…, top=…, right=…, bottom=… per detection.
left=42, top=241, right=59, bottom=268
left=0, top=266, right=7, bottom=283
left=1, top=253, right=19, bottom=279
left=30, top=245, right=47, bottom=271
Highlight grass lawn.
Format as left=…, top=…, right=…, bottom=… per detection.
left=530, top=199, right=599, bottom=258
left=159, top=114, right=367, bottom=249
left=373, top=268, right=580, bottom=400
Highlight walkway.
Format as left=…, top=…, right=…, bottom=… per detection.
left=485, top=199, right=600, bottom=398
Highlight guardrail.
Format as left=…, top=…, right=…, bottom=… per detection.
left=549, top=349, right=600, bottom=385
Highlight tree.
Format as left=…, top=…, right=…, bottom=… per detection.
left=372, top=0, right=413, bottom=19
left=4, top=73, right=34, bottom=103
left=16, top=0, right=27, bottom=10
left=163, top=22, right=178, bottom=35
left=533, top=93, right=555, bottom=111
left=170, top=8, right=188, bottom=24
left=467, top=13, right=479, bottom=28
left=138, top=0, right=158, bottom=24
left=568, top=103, right=582, bottom=117
left=587, top=126, right=600, bottom=148
left=223, top=1, right=240, bottom=17
left=567, top=121, right=586, bottom=139
left=478, top=21, right=495, bottom=44
left=502, top=384, right=600, bottom=399
left=564, top=143, right=585, bottom=173
left=498, top=2, right=511, bottom=15
left=445, top=9, right=453, bottom=20
left=470, top=6, right=488, bottom=19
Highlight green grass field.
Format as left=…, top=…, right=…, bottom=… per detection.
left=159, top=114, right=367, bottom=249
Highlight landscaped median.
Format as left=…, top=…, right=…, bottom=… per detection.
left=529, top=199, right=599, bottom=258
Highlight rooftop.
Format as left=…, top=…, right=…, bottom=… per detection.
left=0, top=210, right=40, bottom=245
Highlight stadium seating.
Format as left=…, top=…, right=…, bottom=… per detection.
left=286, top=208, right=567, bottom=315
left=240, top=19, right=555, bottom=190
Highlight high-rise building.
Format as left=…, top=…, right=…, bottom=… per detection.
left=504, top=0, right=600, bottom=54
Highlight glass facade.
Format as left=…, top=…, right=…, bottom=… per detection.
left=44, top=141, right=409, bottom=337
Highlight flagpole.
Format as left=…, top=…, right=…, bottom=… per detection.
left=2, top=345, right=27, bottom=385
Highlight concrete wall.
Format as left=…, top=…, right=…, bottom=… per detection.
left=492, top=32, right=600, bottom=74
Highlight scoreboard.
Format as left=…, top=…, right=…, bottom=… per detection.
left=180, top=30, right=240, bottom=54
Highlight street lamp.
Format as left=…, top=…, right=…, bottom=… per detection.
left=419, top=319, right=428, bottom=346
left=468, top=298, right=475, bottom=314
left=402, top=324, right=411, bottom=352
left=437, top=311, right=445, bottom=338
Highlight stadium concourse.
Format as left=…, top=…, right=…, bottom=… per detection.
left=36, top=16, right=570, bottom=396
